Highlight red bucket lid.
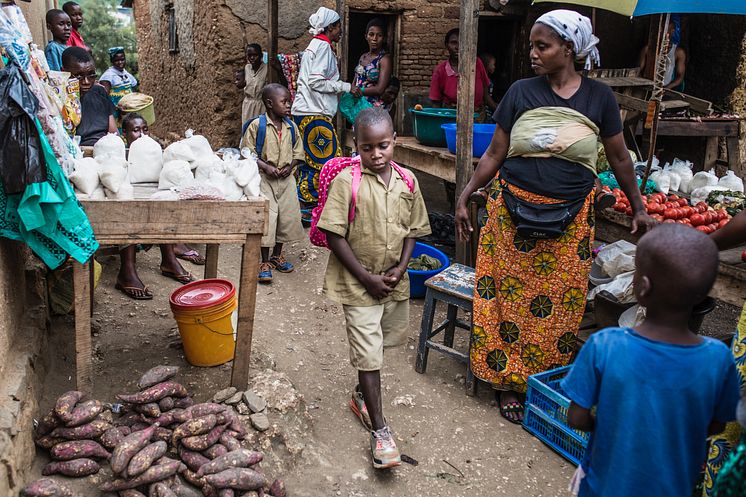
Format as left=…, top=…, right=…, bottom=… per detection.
left=170, top=279, right=236, bottom=310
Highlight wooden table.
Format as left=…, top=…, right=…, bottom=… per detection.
left=393, top=137, right=479, bottom=183
left=74, top=198, right=268, bottom=394
left=596, top=209, right=746, bottom=307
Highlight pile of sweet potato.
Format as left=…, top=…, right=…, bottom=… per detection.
left=28, top=365, right=286, bottom=497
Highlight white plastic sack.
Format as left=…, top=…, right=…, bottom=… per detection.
left=662, top=164, right=681, bottom=192
left=649, top=170, right=671, bottom=195
left=194, top=158, right=225, bottom=182
left=128, top=135, right=164, bottom=183
left=203, top=170, right=244, bottom=201
left=596, top=240, right=636, bottom=278
left=158, top=160, right=194, bottom=190
left=669, top=159, right=694, bottom=193
left=93, top=133, right=126, bottom=161
left=619, top=304, right=646, bottom=328
left=183, top=129, right=215, bottom=162
left=718, top=170, right=744, bottom=193
left=690, top=169, right=719, bottom=192
left=150, top=189, right=179, bottom=201
left=89, top=185, right=106, bottom=200
left=690, top=185, right=729, bottom=205
left=68, top=157, right=100, bottom=194
left=163, top=140, right=196, bottom=163
left=226, top=158, right=259, bottom=188
left=243, top=174, right=261, bottom=197
left=588, top=271, right=636, bottom=304
left=98, top=157, right=129, bottom=194
left=105, top=180, right=134, bottom=200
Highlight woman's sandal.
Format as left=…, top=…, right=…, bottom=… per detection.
left=161, top=269, right=195, bottom=284
left=175, top=249, right=206, bottom=265
left=115, top=282, right=153, bottom=300
left=499, top=401, right=525, bottom=424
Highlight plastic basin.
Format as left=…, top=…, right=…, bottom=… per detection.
left=407, top=242, right=450, bottom=299
left=409, top=108, right=478, bottom=147
left=442, top=123, right=496, bottom=157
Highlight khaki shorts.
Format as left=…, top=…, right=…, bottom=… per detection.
left=260, top=173, right=305, bottom=248
left=342, top=299, right=409, bottom=371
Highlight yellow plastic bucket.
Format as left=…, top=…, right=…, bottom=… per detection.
left=170, top=279, right=237, bottom=367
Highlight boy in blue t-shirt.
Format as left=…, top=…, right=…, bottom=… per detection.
left=44, top=9, right=71, bottom=71
left=562, top=224, right=740, bottom=497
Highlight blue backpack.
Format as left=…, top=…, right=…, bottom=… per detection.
left=241, top=114, right=298, bottom=159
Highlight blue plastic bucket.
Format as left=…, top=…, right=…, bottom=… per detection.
left=407, top=242, right=450, bottom=298
left=441, top=123, right=496, bottom=157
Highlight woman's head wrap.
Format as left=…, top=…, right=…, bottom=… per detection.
left=108, top=46, right=125, bottom=62
left=536, top=10, right=600, bottom=70
left=308, top=7, right=340, bottom=36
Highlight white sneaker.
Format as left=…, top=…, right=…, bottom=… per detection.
left=370, top=425, right=401, bottom=469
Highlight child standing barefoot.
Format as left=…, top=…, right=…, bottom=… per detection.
left=563, top=224, right=740, bottom=497
left=317, top=108, right=431, bottom=469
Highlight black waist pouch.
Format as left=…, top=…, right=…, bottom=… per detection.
left=500, top=181, right=585, bottom=239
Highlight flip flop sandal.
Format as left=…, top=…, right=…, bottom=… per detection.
left=499, top=401, right=525, bottom=425
left=161, top=269, right=195, bottom=284
left=176, top=249, right=206, bottom=265
left=115, top=282, right=153, bottom=300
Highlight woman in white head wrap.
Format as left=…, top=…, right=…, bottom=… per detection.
left=454, top=9, right=654, bottom=426
left=292, top=6, right=361, bottom=211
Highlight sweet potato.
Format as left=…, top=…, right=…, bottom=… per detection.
left=218, top=433, right=242, bottom=452
left=178, top=446, right=210, bottom=472
left=197, top=450, right=264, bottom=477
left=180, top=423, right=228, bottom=452
left=203, top=484, right=219, bottom=497
left=149, top=410, right=181, bottom=427
left=101, top=426, right=132, bottom=450
left=218, top=490, right=235, bottom=497
left=115, top=412, right=143, bottom=427
left=35, top=409, right=61, bottom=437
left=50, top=440, right=111, bottom=461
left=203, top=443, right=228, bottom=460
left=153, top=482, right=178, bottom=497
left=131, top=422, right=150, bottom=432
left=158, top=397, right=175, bottom=412
left=203, top=468, right=266, bottom=490
left=138, top=365, right=180, bottom=390
left=187, top=403, right=226, bottom=418
left=127, top=441, right=168, bottom=478
left=136, top=403, right=162, bottom=418
left=179, top=468, right=205, bottom=488
left=110, top=424, right=157, bottom=475
left=172, top=414, right=217, bottom=444
left=224, top=429, right=246, bottom=441
left=101, top=458, right=185, bottom=492
left=118, top=381, right=188, bottom=404
left=54, top=391, right=84, bottom=423
left=65, top=400, right=104, bottom=427
left=42, top=458, right=100, bottom=477
left=49, top=418, right=110, bottom=440
left=268, top=479, right=286, bottom=497
left=153, top=427, right=173, bottom=443
left=120, top=491, right=147, bottom=497
left=173, top=397, right=194, bottom=409
left=35, top=435, right=65, bottom=450
left=20, top=478, right=74, bottom=497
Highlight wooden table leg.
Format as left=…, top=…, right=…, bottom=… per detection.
left=704, top=136, right=719, bottom=171
left=73, top=260, right=93, bottom=395
left=726, top=137, right=742, bottom=177
left=204, top=244, right=220, bottom=279
left=230, top=235, right=261, bottom=390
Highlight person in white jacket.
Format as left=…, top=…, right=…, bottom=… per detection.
left=292, top=6, right=361, bottom=214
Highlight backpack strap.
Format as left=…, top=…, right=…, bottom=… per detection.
left=240, top=115, right=267, bottom=158
left=349, top=159, right=362, bottom=223
left=283, top=117, right=297, bottom=147
left=391, top=160, right=415, bottom=193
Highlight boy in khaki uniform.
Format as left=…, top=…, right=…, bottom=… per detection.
left=317, top=107, right=431, bottom=469
left=241, top=84, right=305, bottom=283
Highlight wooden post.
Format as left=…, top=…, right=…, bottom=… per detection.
left=454, top=0, right=478, bottom=264
left=336, top=0, right=348, bottom=152
left=204, top=244, right=220, bottom=279
left=230, top=235, right=262, bottom=390
left=73, top=260, right=92, bottom=394
left=267, top=0, right=278, bottom=83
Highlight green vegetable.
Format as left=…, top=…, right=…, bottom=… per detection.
left=407, top=254, right=442, bottom=271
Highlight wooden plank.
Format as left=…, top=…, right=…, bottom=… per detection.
left=394, top=138, right=456, bottom=182
left=704, top=136, right=719, bottom=171
left=73, top=261, right=92, bottom=394
left=651, top=120, right=741, bottom=137
left=204, top=244, right=220, bottom=279
left=94, top=235, right=248, bottom=245
left=588, top=68, right=640, bottom=79
left=662, top=89, right=713, bottom=115
left=726, top=137, right=744, bottom=179
left=594, top=76, right=653, bottom=88
left=231, top=235, right=262, bottom=390
left=455, top=0, right=479, bottom=264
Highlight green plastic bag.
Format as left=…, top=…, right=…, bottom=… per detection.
left=339, top=92, right=372, bottom=124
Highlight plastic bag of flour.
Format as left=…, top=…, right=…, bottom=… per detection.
left=128, top=135, right=163, bottom=183
left=690, top=169, right=719, bottom=192
left=163, top=140, right=196, bottom=163
left=669, top=159, right=694, bottom=193
left=68, top=157, right=100, bottom=194
left=93, top=133, right=126, bottom=161
left=159, top=160, right=194, bottom=190
left=194, top=157, right=225, bottom=183
left=718, top=170, right=744, bottom=193
left=183, top=129, right=215, bottom=161
left=98, top=157, right=129, bottom=193
left=105, top=178, right=134, bottom=200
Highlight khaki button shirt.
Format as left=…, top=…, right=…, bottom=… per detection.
left=318, top=165, right=431, bottom=306
left=241, top=116, right=305, bottom=170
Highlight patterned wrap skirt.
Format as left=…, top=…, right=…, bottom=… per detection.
left=292, top=114, right=341, bottom=205
left=471, top=179, right=595, bottom=393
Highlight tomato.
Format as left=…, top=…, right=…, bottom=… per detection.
left=663, top=208, right=674, bottom=219
left=613, top=203, right=625, bottom=212
left=681, top=218, right=692, bottom=225
left=690, top=213, right=705, bottom=226
left=677, top=198, right=689, bottom=207
left=696, top=225, right=710, bottom=233
left=669, top=194, right=680, bottom=201
left=718, top=219, right=730, bottom=229
left=708, top=223, right=718, bottom=232
left=664, top=219, right=677, bottom=224
left=741, top=250, right=746, bottom=263
left=625, top=207, right=633, bottom=216
left=663, top=202, right=674, bottom=209
left=695, top=202, right=708, bottom=213
left=717, top=209, right=729, bottom=221
left=702, top=211, right=712, bottom=224
left=652, top=214, right=664, bottom=222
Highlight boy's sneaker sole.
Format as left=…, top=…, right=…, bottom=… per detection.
left=373, top=457, right=401, bottom=470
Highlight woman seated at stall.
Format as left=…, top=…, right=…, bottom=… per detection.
left=99, top=47, right=138, bottom=110
left=429, top=28, right=496, bottom=115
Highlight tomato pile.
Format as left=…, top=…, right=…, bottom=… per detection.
left=610, top=189, right=732, bottom=234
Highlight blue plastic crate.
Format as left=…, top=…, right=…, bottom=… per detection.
left=523, top=365, right=590, bottom=466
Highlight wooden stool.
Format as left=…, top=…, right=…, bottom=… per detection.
left=415, top=263, right=478, bottom=396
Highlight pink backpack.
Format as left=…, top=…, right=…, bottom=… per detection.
left=309, top=156, right=415, bottom=248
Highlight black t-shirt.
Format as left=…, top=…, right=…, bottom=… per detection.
left=493, top=76, right=623, bottom=200
left=76, top=84, right=115, bottom=146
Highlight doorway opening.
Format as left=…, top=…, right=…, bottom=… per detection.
left=345, top=11, right=400, bottom=83
left=477, top=16, right=521, bottom=102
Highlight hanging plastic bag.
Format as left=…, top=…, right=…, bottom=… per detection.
left=717, top=170, right=744, bottom=193
left=339, top=92, right=373, bottom=124
left=0, top=63, right=44, bottom=195
left=128, top=135, right=163, bottom=183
